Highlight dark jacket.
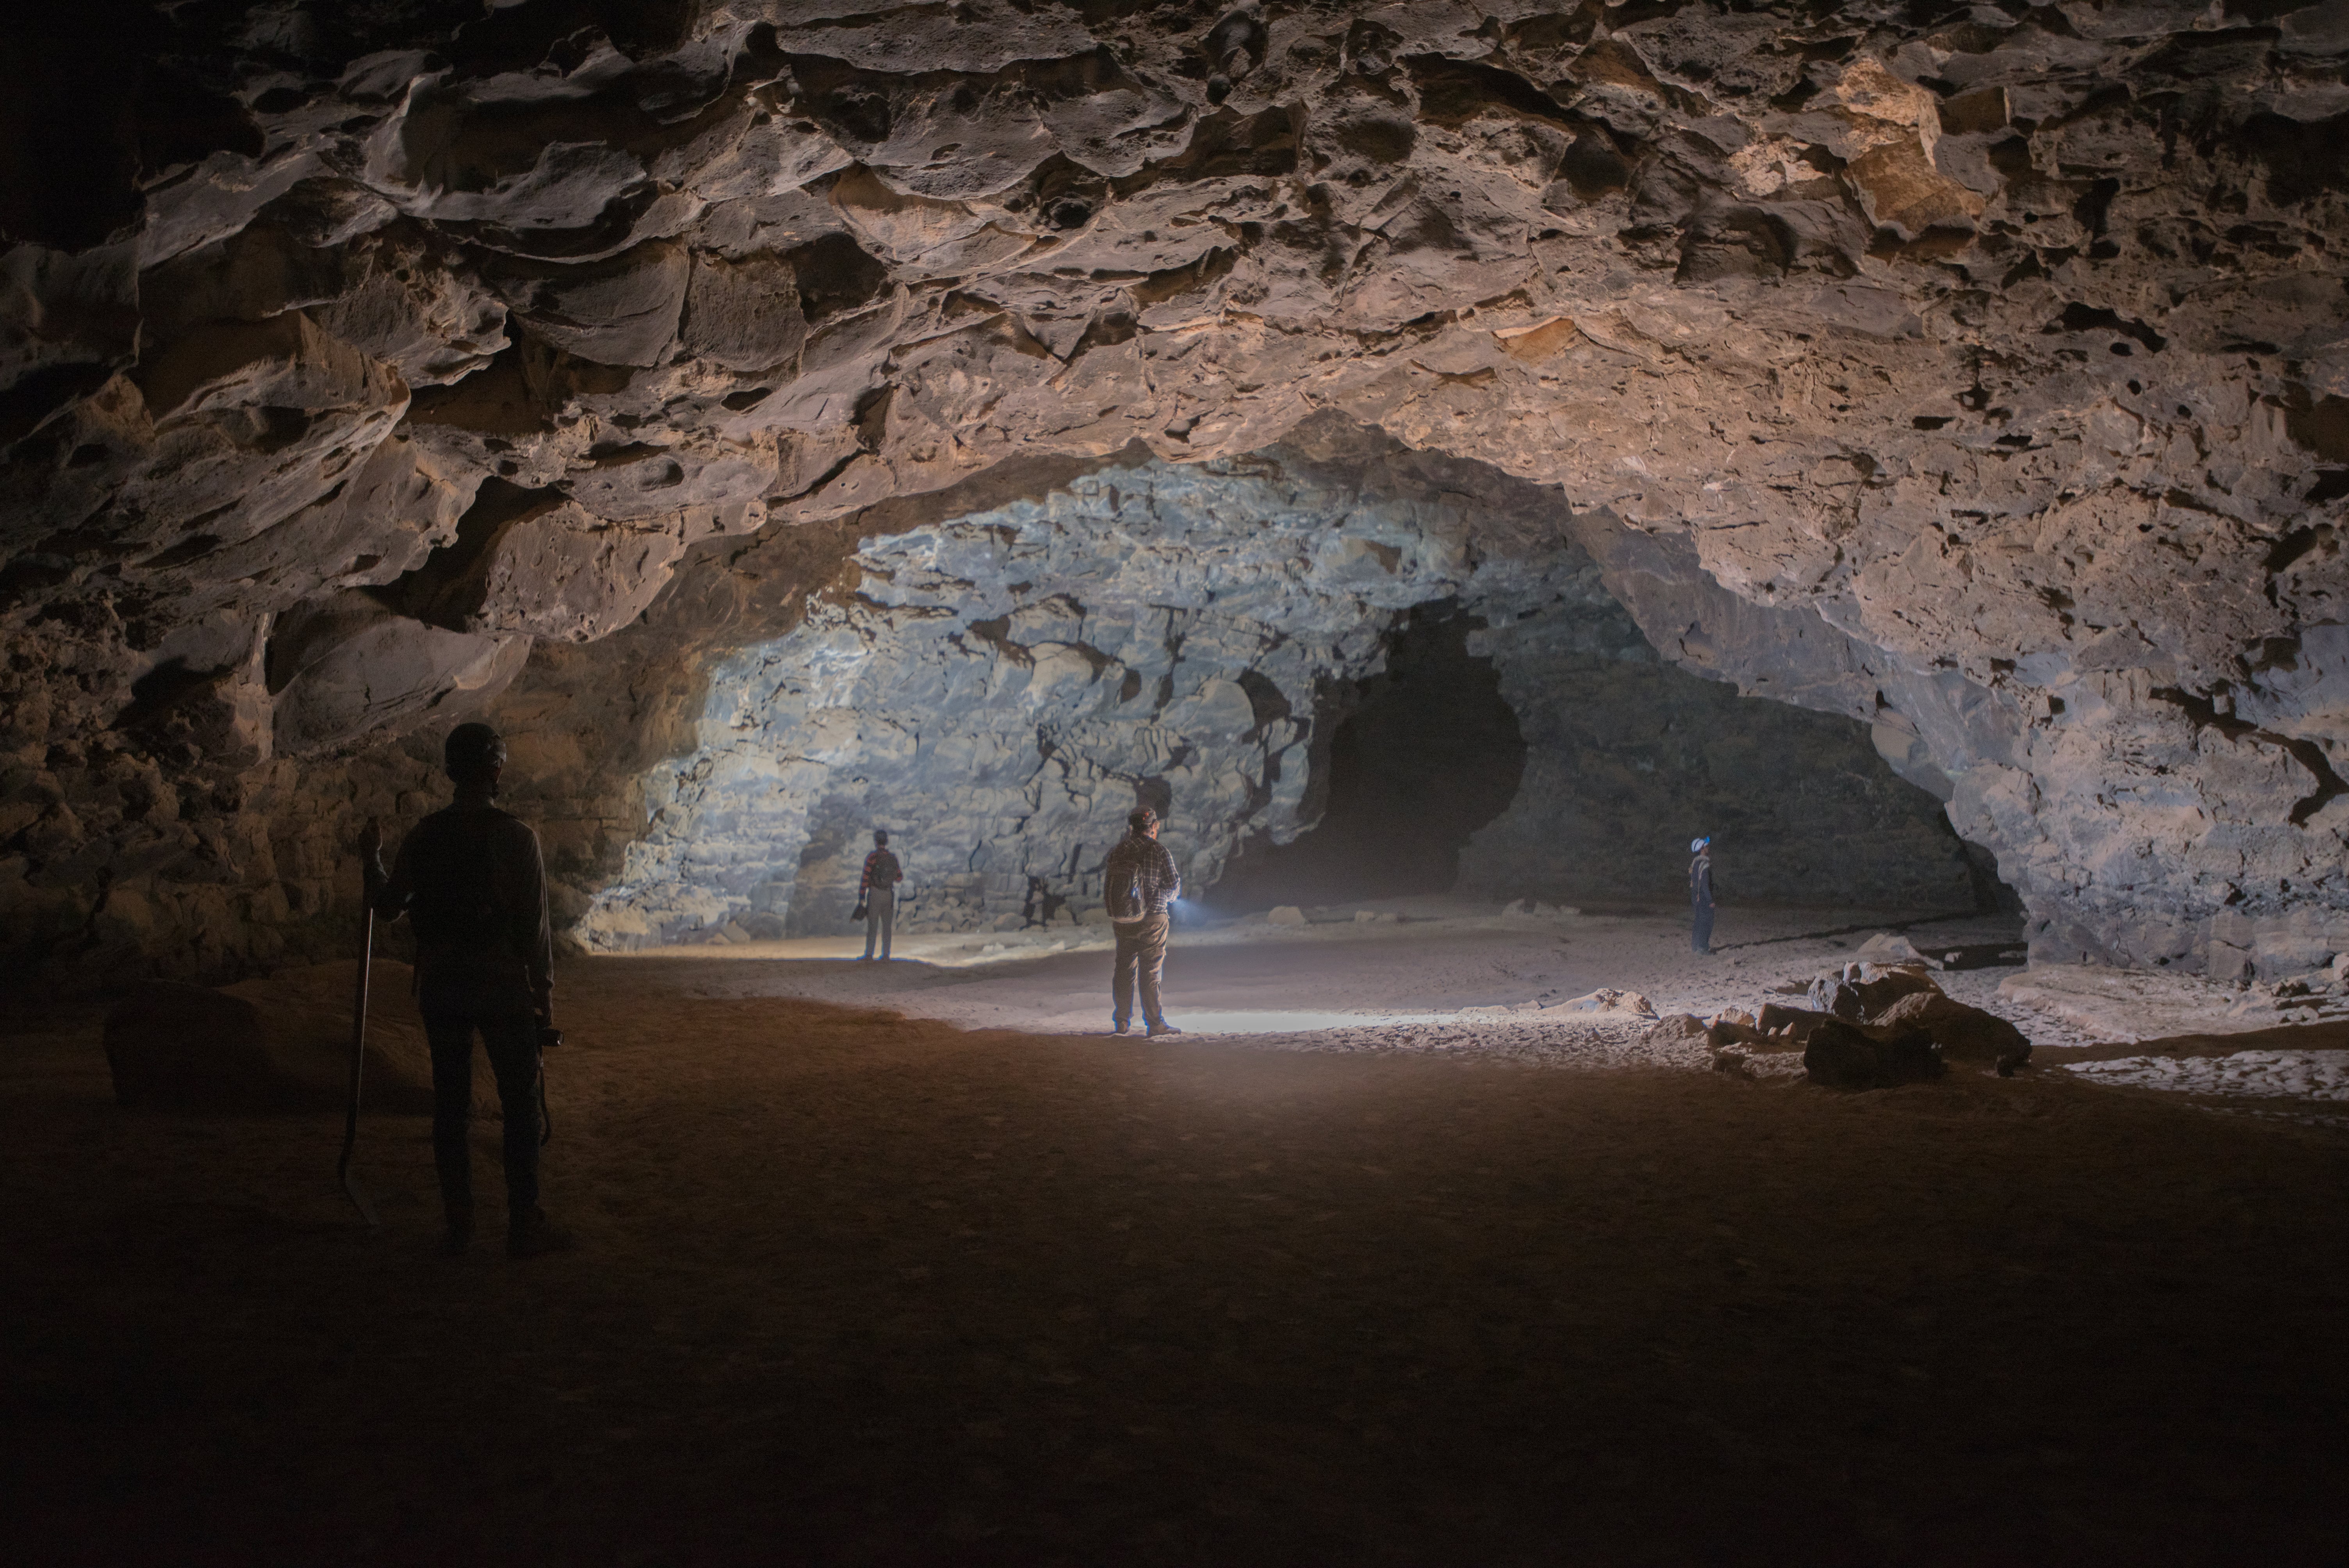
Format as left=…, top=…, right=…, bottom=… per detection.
left=1690, top=853, right=1714, bottom=907
left=376, top=802, right=554, bottom=1012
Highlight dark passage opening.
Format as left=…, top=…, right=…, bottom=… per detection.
left=1208, top=604, right=1524, bottom=911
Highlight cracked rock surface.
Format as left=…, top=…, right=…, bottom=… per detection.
left=2, top=2, right=2345, bottom=985
left=582, top=436, right=1970, bottom=947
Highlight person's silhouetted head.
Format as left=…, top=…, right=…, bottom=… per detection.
left=445, top=723, right=506, bottom=792
left=1129, top=807, right=1158, bottom=839
left=874, top=830, right=889, bottom=847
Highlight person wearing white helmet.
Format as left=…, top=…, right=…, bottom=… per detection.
left=1689, top=835, right=1715, bottom=955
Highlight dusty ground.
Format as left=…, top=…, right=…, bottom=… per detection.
left=643, top=900, right=2041, bottom=1045
left=7, top=908, right=2347, bottom=1566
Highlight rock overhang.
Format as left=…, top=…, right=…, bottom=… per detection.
left=0, top=1, right=2344, bottom=985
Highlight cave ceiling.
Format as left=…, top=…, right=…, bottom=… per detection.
left=2, top=0, right=2346, bottom=984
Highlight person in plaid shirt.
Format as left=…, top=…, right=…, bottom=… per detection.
left=1100, top=807, right=1182, bottom=1036
left=859, top=830, right=903, bottom=960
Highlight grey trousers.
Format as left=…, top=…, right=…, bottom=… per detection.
left=863, top=888, right=895, bottom=959
left=1111, top=914, right=1170, bottom=1027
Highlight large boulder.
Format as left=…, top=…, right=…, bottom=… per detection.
left=1868, top=989, right=2033, bottom=1077
left=104, top=982, right=275, bottom=1107
left=104, top=960, right=489, bottom=1114
left=1803, top=1018, right=1946, bottom=1090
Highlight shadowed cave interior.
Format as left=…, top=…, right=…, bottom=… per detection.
left=6, top=2, right=2349, bottom=1563
left=1207, top=603, right=1531, bottom=912
left=1208, top=598, right=2013, bottom=918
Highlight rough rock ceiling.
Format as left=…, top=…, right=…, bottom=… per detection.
left=1, top=1, right=2345, bottom=984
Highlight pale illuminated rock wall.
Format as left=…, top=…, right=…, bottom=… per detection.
left=579, top=441, right=1969, bottom=945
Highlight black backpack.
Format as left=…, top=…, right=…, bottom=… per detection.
left=1103, top=852, right=1145, bottom=921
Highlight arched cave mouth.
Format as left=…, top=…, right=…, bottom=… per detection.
left=2, top=2, right=2343, bottom=994
left=1205, top=603, right=1527, bottom=912
left=572, top=445, right=2012, bottom=950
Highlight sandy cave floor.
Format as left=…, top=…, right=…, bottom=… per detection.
left=6, top=905, right=2349, bottom=1565
left=666, top=900, right=2349, bottom=1107
left=643, top=900, right=2052, bottom=1053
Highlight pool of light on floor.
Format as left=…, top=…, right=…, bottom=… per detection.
left=1167, top=1010, right=1461, bottom=1035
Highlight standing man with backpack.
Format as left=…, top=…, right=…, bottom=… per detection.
left=857, top=829, right=903, bottom=960
left=1100, top=806, right=1183, bottom=1037
left=367, top=722, right=570, bottom=1260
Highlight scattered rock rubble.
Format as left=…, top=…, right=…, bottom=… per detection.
left=1647, top=942, right=2034, bottom=1090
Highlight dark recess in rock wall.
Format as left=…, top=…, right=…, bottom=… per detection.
left=1208, top=604, right=1526, bottom=911
left=1455, top=639, right=1985, bottom=914
left=3, top=8, right=180, bottom=251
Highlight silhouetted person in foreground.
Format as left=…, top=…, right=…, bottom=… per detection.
left=859, top=829, right=903, bottom=960
left=1689, top=835, right=1715, bottom=956
left=368, top=723, right=570, bottom=1260
left=1101, top=807, right=1182, bottom=1037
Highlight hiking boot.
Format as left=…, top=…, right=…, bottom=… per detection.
left=507, top=1210, right=576, bottom=1260
left=1110, top=1018, right=1131, bottom=1035
left=1146, top=1021, right=1183, bottom=1037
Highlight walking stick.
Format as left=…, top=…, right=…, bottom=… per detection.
left=338, top=818, right=383, bottom=1228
